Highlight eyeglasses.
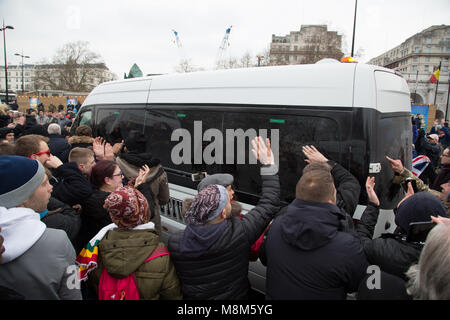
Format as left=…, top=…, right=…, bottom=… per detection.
left=441, top=154, right=450, bottom=158
left=112, top=172, right=124, bottom=178
left=29, top=150, right=51, bottom=158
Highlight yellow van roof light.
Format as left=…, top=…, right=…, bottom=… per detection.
left=341, top=56, right=358, bottom=63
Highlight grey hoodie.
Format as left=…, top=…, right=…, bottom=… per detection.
left=0, top=206, right=82, bottom=300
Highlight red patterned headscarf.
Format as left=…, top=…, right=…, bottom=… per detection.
left=103, top=186, right=150, bottom=229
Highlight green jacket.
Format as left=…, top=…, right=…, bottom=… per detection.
left=89, top=228, right=182, bottom=300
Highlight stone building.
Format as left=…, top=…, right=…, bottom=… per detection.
left=1, top=62, right=116, bottom=93
left=0, top=64, right=35, bottom=93
left=269, top=25, right=344, bottom=66
left=368, top=25, right=450, bottom=115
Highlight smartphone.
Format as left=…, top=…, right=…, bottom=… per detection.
left=406, top=221, right=436, bottom=243
left=191, top=172, right=207, bottom=182
left=402, top=178, right=418, bottom=193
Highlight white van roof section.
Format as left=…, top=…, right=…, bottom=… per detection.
left=83, top=63, right=410, bottom=113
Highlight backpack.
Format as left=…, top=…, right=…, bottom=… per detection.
left=98, top=246, right=170, bottom=300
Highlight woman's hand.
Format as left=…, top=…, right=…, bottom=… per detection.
left=135, top=165, right=150, bottom=187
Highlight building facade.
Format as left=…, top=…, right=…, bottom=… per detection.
left=0, top=64, right=35, bottom=93
left=0, top=63, right=116, bottom=94
left=369, top=25, right=450, bottom=115
left=269, top=25, right=344, bottom=66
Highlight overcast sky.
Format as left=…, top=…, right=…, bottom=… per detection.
left=1, top=0, right=449, bottom=77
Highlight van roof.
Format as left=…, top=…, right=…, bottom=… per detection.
left=83, top=62, right=410, bottom=113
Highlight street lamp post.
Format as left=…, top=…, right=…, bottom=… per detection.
left=15, top=52, right=30, bottom=93
left=351, top=0, right=358, bottom=57
left=1, top=20, right=14, bottom=104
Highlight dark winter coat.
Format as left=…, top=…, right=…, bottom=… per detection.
left=431, top=164, right=450, bottom=192
left=259, top=160, right=360, bottom=266
left=48, top=133, right=71, bottom=163
left=265, top=199, right=368, bottom=300
left=52, top=162, right=93, bottom=206
left=415, top=134, right=441, bottom=168
left=75, top=190, right=111, bottom=253
left=168, top=174, right=280, bottom=300
left=356, top=203, right=423, bottom=280
left=42, top=197, right=81, bottom=247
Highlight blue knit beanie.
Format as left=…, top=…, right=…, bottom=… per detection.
left=0, top=155, right=45, bottom=208
left=395, top=192, right=447, bottom=234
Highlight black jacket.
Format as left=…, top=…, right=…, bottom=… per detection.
left=168, top=174, right=280, bottom=300
left=431, top=164, right=450, bottom=191
left=265, top=199, right=368, bottom=300
left=52, top=162, right=93, bottom=206
left=48, top=134, right=71, bottom=163
left=356, top=203, right=422, bottom=280
left=415, top=134, right=441, bottom=168
left=42, top=197, right=81, bottom=247
left=75, top=189, right=111, bottom=253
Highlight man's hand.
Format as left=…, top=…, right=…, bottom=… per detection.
left=302, top=145, right=328, bottom=163
left=386, top=156, right=404, bottom=174
left=93, top=137, right=106, bottom=159
left=365, top=177, right=380, bottom=207
left=93, top=137, right=115, bottom=161
left=251, top=137, right=275, bottom=166
left=112, top=140, right=124, bottom=155
left=397, top=181, right=414, bottom=208
left=431, top=215, right=450, bottom=226
left=45, top=155, right=63, bottom=169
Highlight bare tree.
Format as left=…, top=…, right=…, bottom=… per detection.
left=34, top=41, right=112, bottom=92
left=174, top=59, right=203, bottom=73
left=240, top=51, right=254, bottom=68
left=215, top=56, right=240, bottom=70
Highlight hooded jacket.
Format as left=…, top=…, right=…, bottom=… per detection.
left=68, top=135, right=94, bottom=150
left=116, top=152, right=169, bottom=234
left=0, top=206, right=82, bottom=300
left=88, top=227, right=182, bottom=300
left=265, top=199, right=368, bottom=300
left=168, top=174, right=280, bottom=300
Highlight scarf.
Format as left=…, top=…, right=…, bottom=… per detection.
left=76, top=221, right=154, bottom=281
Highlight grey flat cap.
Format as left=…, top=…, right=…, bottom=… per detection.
left=197, top=173, right=234, bottom=192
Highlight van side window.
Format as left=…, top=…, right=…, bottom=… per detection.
left=144, top=109, right=223, bottom=176
left=71, top=108, right=92, bottom=135
left=223, top=112, right=341, bottom=204
left=97, top=107, right=146, bottom=144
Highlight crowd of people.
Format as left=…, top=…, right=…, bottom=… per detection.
left=0, top=103, right=449, bottom=300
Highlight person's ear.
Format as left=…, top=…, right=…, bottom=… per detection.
left=220, top=209, right=227, bottom=219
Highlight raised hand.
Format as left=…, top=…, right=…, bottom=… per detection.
left=386, top=156, right=404, bottom=174
left=302, top=145, right=328, bottom=163
left=365, top=176, right=380, bottom=207
left=397, top=181, right=415, bottom=208
left=251, top=137, right=274, bottom=166
left=135, top=164, right=150, bottom=187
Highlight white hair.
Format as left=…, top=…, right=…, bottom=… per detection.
left=406, top=223, right=450, bottom=299
left=47, top=123, right=61, bottom=135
